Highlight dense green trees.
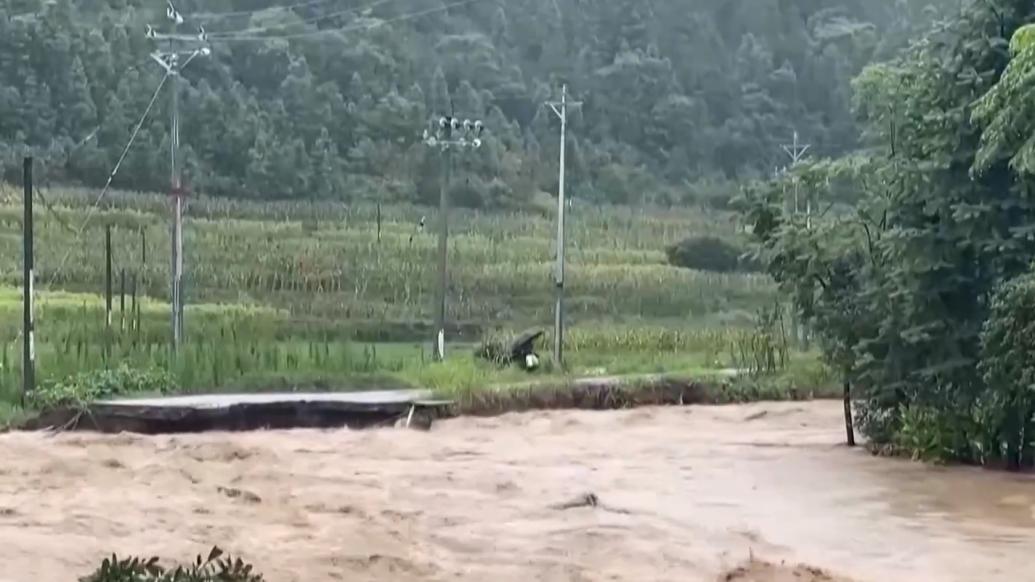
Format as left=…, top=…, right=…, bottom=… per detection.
left=0, top=0, right=951, bottom=206
left=741, top=2, right=1035, bottom=468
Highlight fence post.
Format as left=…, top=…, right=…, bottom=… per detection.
left=22, top=157, right=35, bottom=400
left=120, top=268, right=126, bottom=332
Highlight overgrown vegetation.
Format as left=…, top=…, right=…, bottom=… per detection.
left=975, top=274, right=1035, bottom=469
left=81, top=547, right=263, bottom=582
left=665, top=235, right=757, bottom=274
left=28, top=363, right=174, bottom=411
left=727, top=303, right=789, bottom=375
left=739, top=5, right=1035, bottom=468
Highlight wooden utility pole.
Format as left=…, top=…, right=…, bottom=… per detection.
left=22, top=157, right=35, bottom=399
left=120, top=268, right=126, bottom=332
left=131, top=273, right=138, bottom=334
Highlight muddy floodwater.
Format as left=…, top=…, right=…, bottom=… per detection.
left=1, top=401, right=1033, bottom=582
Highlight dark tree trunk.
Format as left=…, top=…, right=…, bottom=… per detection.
left=844, top=379, right=856, bottom=447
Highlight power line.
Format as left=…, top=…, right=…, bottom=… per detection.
left=208, top=0, right=401, bottom=37
left=44, top=71, right=172, bottom=290
left=212, top=0, right=489, bottom=42
left=20, top=126, right=102, bottom=236
left=34, top=187, right=76, bottom=235
left=190, top=0, right=344, bottom=21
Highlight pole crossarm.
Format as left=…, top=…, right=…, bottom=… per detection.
left=546, top=100, right=582, bottom=120
left=780, top=130, right=810, bottom=166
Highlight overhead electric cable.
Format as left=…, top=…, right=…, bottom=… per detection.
left=191, top=0, right=343, bottom=20
left=211, top=0, right=489, bottom=42
left=44, top=71, right=171, bottom=289
left=208, top=0, right=404, bottom=37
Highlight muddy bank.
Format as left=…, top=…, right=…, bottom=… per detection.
left=2, top=401, right=1033, bottom=581
left=17, top=376, right=709, bottom=434
left=18, top=375, right=812, bottom=435
left=449, top=375, right=713, bottom=416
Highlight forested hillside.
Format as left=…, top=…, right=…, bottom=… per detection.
left=0, top=0, right=953, bottom=207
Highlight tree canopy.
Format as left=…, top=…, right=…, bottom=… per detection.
left=0, top=0, right=952, bottom=207
left=740, top=0, right=1035, bottom=468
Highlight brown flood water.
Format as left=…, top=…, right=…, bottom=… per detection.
left=0, top=401, right=1033, bottom=582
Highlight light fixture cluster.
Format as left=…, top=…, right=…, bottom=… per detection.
left=423, top=116, right=486, bottom=150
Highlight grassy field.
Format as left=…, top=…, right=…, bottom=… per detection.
left=0, top=184, right=821, bottom=422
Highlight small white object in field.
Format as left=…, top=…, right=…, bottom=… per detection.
left=525, top=354, right=540, bottom=370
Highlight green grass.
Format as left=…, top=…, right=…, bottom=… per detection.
left=0, top=188, right=830, bottom=423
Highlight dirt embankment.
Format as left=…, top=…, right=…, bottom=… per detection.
left=2, top=401, right=1033, bottom=582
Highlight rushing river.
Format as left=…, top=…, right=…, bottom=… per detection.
left=0, top=401, right=1032, bottom=581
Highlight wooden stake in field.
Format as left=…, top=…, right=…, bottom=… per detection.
left=120, top=268, right=126, bottom=332
left=105, top=224, right=113, bottom=330
left=105, top=224, right=113, bottom=363
left=21, top=157, right=35, bottom=399
left=131, top=272, right=138, bottom=334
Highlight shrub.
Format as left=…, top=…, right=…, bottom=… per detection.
left=892, top=404, right=972, bottom=463
left=728, top=304, right=789, bottom=375
left=81, top=547, right=263, bottom=582
left=665, top=236, right=756, bottom=273
left=976, top=273, right=1035, bottom=469
left=28, top=364, right=176, bottom=411
left=449, top=176, right=488, bottom=209
left=474, top=333, right=511, bottom=367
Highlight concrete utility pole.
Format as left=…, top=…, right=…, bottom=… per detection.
left=422, top=116, right=485, bottom=361
left=147, top=1, right=209, bottom=350
left=545, top=85, right=581, bottom=368
left=780, top=130, right=810, bottom=217
left=780, top=130, right=811, bottom=349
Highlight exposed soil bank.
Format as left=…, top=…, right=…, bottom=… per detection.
left=450, top=375, right=712, bottom=416
left=17, top=375, right=795, bottom=434
left=2, top=401, right=1032, bottom=581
